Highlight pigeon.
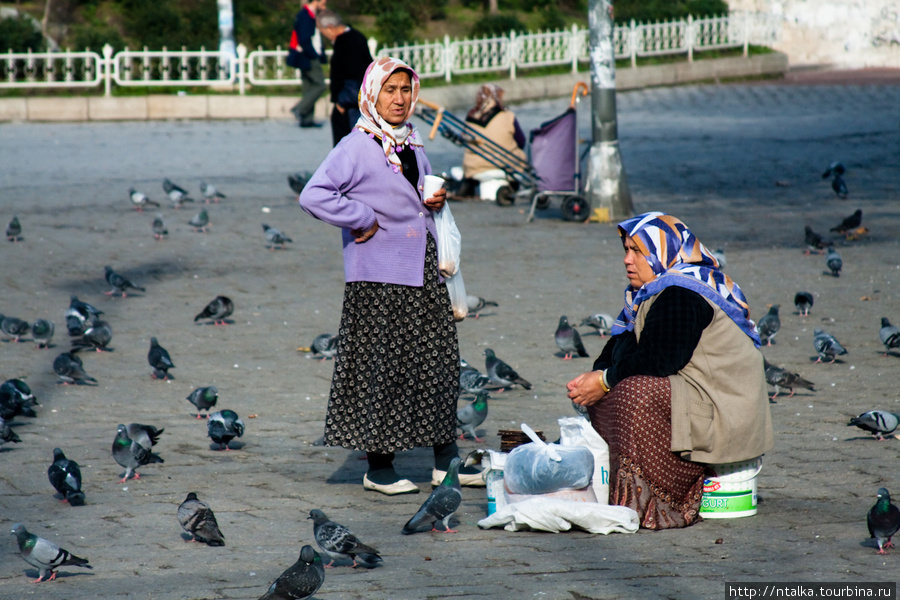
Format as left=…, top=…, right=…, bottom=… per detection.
left=457, top=391, right=489, bottom=442
left=794, top=291, right=814, bottom=316
left=466, top=295, right=498, bottom=317
left=757, top=305, right=781, bottom=346
left=763, top=360, right=815, bottom=399
left=53, top=352, right=97, bottom=385
left=825, top=245, right=842, bottom=277
left=831, top=174, right=848, bottom=199
left=178, top=492, right=225, bottom=546
left=813, top=329, right=847, bottom=363
left=163, top=177, right=193, bottom=208
left=0, top=416, right=21, bottom=446
left=6, top=215, right=22, bottom=241
left=821, top=161, right=846, bottom=179
left=187, top=386, right=218, bottom=418
left=402, top=457, right=462, bottom=534
left=803, top=225, right=828, bottom=255
left=555, top=315, right=588, bottom=359
left=459, top=361, right=492, bottom=394
left=310, top=333, right=339, bottom=359
left=262, top=223, right=292, bottom=249
left=848, top=411, right=900, bottom=441
left=152, top=214, right=168, bottom=240
left=308, top=508, right=382, bottom=568
left=188, top=209, right=209, bottom=232
left=65, top=296, right=102, bottom=337
left=258, top=544, right=325, bottom=600
left=104, top=265, right=145, bottom=297
left=200, top=181, right=226, bottom=203
left=207, top=409, right=244, bottom=450
left=112, top=423, right=164, bottom=482
left=0, top=378, right=38, bottom=420
left=31, top=318, right=54, bottom=348
left=288, top=172, right=312, bottom=195
left=69, top=295, right=103, bottom=321
left=194, top=296, right=234, bottom=325
left=711, top=247, right=727, bottom=269
left=125, top=423, right=165, bottom=451
left=868, top=488, right=900, bottom=555
left=148, top=337, right=175, bottom=380
left=579, top=313, right=613, bottom=336
left=880, top=317, right=900, bottom=355
left=47, top=448, right=85, bottom=506
left=0, top=314, right=29, bottom=342
left=70, top=319, right=113, bottom=352
left=129, top=187, right=159, bottom=211
left=10, top=524, right=92, bottom=583
left=484, top=348, right=532, bottom=390
left=830, top=209, right=862, bottom=234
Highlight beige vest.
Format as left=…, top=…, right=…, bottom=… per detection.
left=462, top=110, right=527, bottom=178
left=634, top=293, right=774, bottom=464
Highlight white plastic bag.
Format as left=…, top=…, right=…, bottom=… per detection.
left=434, top=203, right=461, bottom=277
left=445, top=269, right=468, bottom=322
left=477, top=498, right=639, bottom=534
left=504, top=423, right=594, bottom=495
left=559, top=416, right=610, bottom=505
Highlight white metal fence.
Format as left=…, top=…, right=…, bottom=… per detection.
left=0, top=12, right=780, bottom=94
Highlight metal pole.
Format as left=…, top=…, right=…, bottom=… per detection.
left=584, top=0, right=633, bottom=221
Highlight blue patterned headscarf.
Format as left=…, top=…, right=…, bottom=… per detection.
left=611, top=212, right=760, bottom=347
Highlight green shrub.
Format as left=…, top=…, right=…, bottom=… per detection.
left=375, top=7, right=417, bottom=45
left=0, top=14, right=45, bottom=52
left=537, top=5, right=566, bottom=31
left=470, top=14, right=526, bottom=37
left=614, top=0, right=728, bottom=23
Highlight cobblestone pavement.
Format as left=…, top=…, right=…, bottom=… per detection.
left=1, top=73, right=899, bottom=599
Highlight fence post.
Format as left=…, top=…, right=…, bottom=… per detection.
left=367, top=37, right=378, bottom=59
left=103, top=43, right=113, bottom=96
left=237, top=43, right=246, bottom=95
left=571, top=23, right=579, bottom=73
left=743, top=11, right=750, bottom=56
left=686, top=15, right=693, bottom=62
left=630, top=20, right=637, bottom=68
left=444, top=35, right=452, bottom=83
left=510, top=30, right=516, bottom=80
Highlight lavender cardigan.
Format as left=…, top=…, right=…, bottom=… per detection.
left=299, top=128, right=440, bottom=287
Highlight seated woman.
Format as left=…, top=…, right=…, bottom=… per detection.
left=567, top=212, right=773, bottom=530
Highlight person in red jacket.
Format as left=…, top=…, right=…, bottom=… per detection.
left=289, top=0, right=328, bottom=128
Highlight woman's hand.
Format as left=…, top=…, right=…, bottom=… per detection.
left=566, top=370, right=607, bottom=408
left=424, top=187, right=446, bottom=212
left=352, top=220, right=379, bottom=243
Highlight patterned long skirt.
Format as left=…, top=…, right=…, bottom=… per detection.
left=588, top=375, right=706, bottom=530
left=323, top=234, right=460, bottom=454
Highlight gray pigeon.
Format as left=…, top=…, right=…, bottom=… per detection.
left=868, top=488, right=900, bottom=555
left=711, top=247, right=727, bottom=269
left=129, top=187, right=159, bottom=211
left=825, top=245, right=842, bottom=277
left=189, top=209, right=209, bottom=232
left=200, top=181, right=226, bottom=203
left=31, top=318, right=54, bottom=348
left=104, top=265, right=145, bottom=297
left=65, top=296, right=102, bottom=337
left=831, top=174, right=848, bottom=199
left=194, top=296, right=234, bottom=325
left=763, top=360, right=815, bottom=399
left=262, top=223, right=292, bottom=249
left=163, top=177, right=193, bottom=208
left=148, top=337, right=175, bottom=380
left=457, top=391, right=489, bottom=442
left=69, top=295, right=103, bottom=320
left=879, top=318, right=900, bottom=355
left=112, top=423, right=164, bottom=482
left=848, top=410, right=900, bottom=441
left=0, top=378, right=38, bottom=420
left=47, top=448, right=85, bottom=506
left=308, top=508, right=382, bottom=568
left=555, top=315, right=588, bottom=359
left=484, top=348, right=532, bottom=390
left=830, top=208, right=862, bottom=234
left=579, top=313, right=613, bottom=336
left=803, top=225, right=828, bottom=255
left=402, top=457, right=462, bottom=534
left=178, top=492, right=225, bottom=546
left=187, top=386, right=218, bottom=418
left=258, top=545, right=325, bottom=600
left=207, top=409, right=244, bottom=450
left=459, top=360, right=491, bottom=394
left=53, top=352, right=97, bottom=385
left=125, top=423, right=165, bottom=451
left=822, top=161, right=846, bottom=179
left=288, top=171, right=311, bottom=195
left=794, top=291, right=814, bottom=316
left=0, top=417, right=21, bottom=446
left=152, top=214, right=168, bottom=240
left=813, top=329, right=847, bottom=363
left=466, top=295, right=498, bottom=317
left=757, top=305, right=781, bottom=346
left=310, top=333, right=339, bottom=359
left=0, top=314, right=30, bottom=342
left=70, top=319, right=113, bottom=353
left=10, top=524, right=92, bottom=582
left=6, top=215, right=22, bottom=241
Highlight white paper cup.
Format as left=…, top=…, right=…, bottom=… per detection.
left=423, top=174, right=445, bottom=201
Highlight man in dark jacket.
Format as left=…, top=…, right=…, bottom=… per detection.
left=317, top=10, right=373, bottom=145
left=290, top=0, right=328, bottom=128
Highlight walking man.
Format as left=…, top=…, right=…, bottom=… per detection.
left=290, top=0, right=328, bottom=128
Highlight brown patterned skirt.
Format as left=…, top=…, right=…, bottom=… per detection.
left=588, top=375, right=705, bottom=530
left=323, top=234, right=460, bottom=454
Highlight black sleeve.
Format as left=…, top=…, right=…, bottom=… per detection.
left=604, top=286, right=714, bottom=387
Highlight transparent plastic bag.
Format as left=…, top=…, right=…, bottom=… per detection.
left=445, top=268, right=468, bottom=322
left=434, top=203, right=461, bottom=277
left=504, top=423, right=594, bottom=495
left=559, top=416, right=610, bottom=504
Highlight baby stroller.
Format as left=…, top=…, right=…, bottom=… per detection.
left=416, top=83, right=592, bottom=222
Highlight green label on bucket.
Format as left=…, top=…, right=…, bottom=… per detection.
left=700, top=491, right=755, bottom=513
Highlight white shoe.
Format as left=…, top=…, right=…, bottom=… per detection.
left=431, top=467, right=486, bottom=487
left=362, top=473, right=419, bottom=495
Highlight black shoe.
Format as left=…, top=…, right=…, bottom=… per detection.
left=299, top=120, right=323, bottom=128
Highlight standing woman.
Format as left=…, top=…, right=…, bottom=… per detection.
left=567, top=212, right=773, bottom=529
left=299, top=57, right=481, bottom=495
